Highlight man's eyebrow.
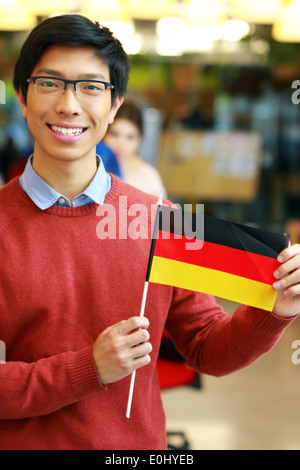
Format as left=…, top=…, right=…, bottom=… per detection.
left=35, top=68, right=63, bottom=76
left=34, top=69, right=108, bottom=80
left=79, top=72, right=108, bottom=80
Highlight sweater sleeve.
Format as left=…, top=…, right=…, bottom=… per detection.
left=0, top=345, right=104, bottom=420
left=165, top=288, right=295, bottom=377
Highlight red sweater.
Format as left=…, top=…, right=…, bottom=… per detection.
left=0, top=176, right=294, bottom=450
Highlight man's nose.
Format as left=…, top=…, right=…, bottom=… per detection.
left=55, top=85, right=82, bottom=115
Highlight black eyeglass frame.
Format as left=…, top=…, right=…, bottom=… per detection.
left=26, top=76, right=115, bottom=94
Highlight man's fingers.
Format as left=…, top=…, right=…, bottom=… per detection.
left=277, top=244, right=300, bottom=263
left=119, top=316, right=150, bottom=335
left=125, top=328, right=150, bottom=349
left=93, top=316, right=152, bottom=385
left=275, top=254, right=300, bottom=278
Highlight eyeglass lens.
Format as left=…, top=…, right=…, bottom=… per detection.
left=33, top=78, right=110, bottom=97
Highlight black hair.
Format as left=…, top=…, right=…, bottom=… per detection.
left=114, top=100, right=144, bottom=135
left=13, top=14, right=130, bottom=105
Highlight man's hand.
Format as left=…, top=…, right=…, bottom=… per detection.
left=93, top=316, right=152, bottom=385
left=273, top=243, right=300, bottom=318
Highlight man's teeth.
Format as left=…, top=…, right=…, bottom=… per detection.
left=50, top=125, right=85, bottom=136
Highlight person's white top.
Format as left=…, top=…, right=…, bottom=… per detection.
left=121, top=156, right=167, bottom=199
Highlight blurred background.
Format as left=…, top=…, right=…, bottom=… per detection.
left=1, top=0, right=300, bottom=232
left=1, top=0, right=300, bottom=450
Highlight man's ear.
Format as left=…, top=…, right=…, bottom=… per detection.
left=16, top=91, right=27, bottom=118
left=108, top=95, right=124, bottom=125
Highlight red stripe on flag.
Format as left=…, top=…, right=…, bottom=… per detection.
left=155, top=230, right=279, bottom=285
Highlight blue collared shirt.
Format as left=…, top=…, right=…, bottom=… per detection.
left=19, top=155, right=111, bottom=209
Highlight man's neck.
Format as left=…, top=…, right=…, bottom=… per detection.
left=32, top=151, right=98, bottom=203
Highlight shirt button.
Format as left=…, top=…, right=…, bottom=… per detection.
left=58, top=197, right=66, bottom=205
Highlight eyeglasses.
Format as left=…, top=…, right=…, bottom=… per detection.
left=27, top=76, right=115, bottom=99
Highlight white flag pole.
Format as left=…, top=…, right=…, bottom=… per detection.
left=126, top=195, right=162, bottom=419
left=126, top=280, right=149, bottom=419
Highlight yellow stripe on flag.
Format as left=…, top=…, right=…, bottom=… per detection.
left=149, top=256, right=277, bottom=311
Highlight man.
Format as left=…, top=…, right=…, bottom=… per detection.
left=0, top=14, right=299, bottom=450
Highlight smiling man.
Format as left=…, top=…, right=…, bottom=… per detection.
left=17, top=40, right=124, bottom=203
left=0, top=14, right=300, bottom=450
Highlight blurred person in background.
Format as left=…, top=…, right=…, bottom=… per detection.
left=104, top=100, right=167, bottom=198
left=0, top=137, right=19, bottom=182
left=96, top=140, right=123, bottom=179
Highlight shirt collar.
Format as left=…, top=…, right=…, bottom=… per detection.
left=19, top=155, right=111, bottom=210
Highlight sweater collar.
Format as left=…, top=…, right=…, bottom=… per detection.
left=19, top=155, right=111, bottom=210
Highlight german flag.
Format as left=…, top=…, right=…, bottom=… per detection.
left=146, top=205, right=289, bottom=311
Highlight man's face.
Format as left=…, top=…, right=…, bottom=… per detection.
left=17, top=44, right=123, bottom=166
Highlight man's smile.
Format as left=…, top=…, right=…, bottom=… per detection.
left=47, top=124, right=87, bottom=136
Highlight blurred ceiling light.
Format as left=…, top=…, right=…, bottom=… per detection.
left=126, top=0, right=177, bottom=20
left=157, top=20, right=219, bottom=54
left=81, top=0, right=128, bottom=22
left=20, top=0, right=78, bottom=15
left=101, top=21, right=135, bottom=38
left=249, top=38, right=270, bottom=55
left=156, top=39, right=184, bottom=56
left=98, top=19, right=138, bottom=53
left=0, top=0, right=36, bottom=30
left=121, top=34, right=143, bottom=55
left=232, top=0, right=281, bottom=24
left=186, top=25, right=223, bottom=42
left=156, top=16, right=251, bottom=55
left=184, top=37, right=214, bottom=52
left=0, top=0, right=17, bottom=4
left=157, top=16, right=186, bottom=40
left=221, top=19, right=251, bottom=42
left=184, top=0, right=225, bottom=26
left=272, top=0, right=300, bottom=42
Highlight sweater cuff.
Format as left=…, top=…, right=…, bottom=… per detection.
left=67, top=346, right=106, bottom=401
left=250, top=307, right=297, bottom=336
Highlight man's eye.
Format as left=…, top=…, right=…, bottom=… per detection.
left=40, top=81, right=57, bottom=88
left=85, top=84, right=98, bottom=90
left=82, top=82, right=105, bottom=93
